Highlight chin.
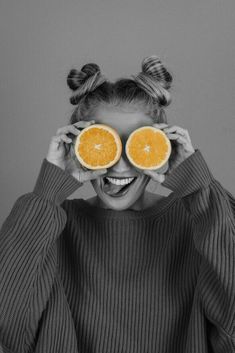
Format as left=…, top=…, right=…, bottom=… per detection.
left=100, top=194, right=139, bottom=210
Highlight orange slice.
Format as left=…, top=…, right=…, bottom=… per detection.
left=125, top=126, right=172, bottom=170
left=74, top=124, right=122, bottom=169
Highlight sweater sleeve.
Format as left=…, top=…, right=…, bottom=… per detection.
left=0, top=158, right=82, bottom=353
left=162, top=149, right=235, bottom=345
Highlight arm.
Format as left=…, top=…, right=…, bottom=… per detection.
left=162, top=149, right=235, bottom=343
left=0, top=158, right=82, bottom=353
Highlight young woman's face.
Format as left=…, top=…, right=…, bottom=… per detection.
left=87, top=104, right=162, bottom=210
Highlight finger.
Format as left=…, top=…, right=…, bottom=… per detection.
left=74, top=168, right=107, bottom=181
left=163, top=125, right=188, bottom=136
left=177, top=137, right=195, bottom=153
left=152, top=123, right=169, bottom=128
left=90, top=169, right=108, bottom=179
left=73, top=120, right=96, bottom=127
left=51, top=135, right=71, bottom=145
left=177, top=136, right=188, bottom=147
left=175, top=136, right=194, bottom=151
left=49, top=135, right=71, bottom=154
left=165, top=130, right=193, bottom=150
left=167, top=134, right=189, bottom=147
left=166, top=133, right=182, bottom=140
left=143, top=170, right=165, bottom=183
left=57, top=120, right=96, bottom=140
left=56, top=125, right=81, bottom=136
left=165, top=134, right=194, bottom=154
left=60, top=134, right=73, bottom=144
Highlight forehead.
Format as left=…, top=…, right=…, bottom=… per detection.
left=92, top=106, right=154, bottom=138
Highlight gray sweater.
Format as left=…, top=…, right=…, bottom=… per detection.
left=0, top=149, right=234, bottom=353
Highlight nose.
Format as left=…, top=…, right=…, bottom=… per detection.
left=109, top=147, right=133, bottom=173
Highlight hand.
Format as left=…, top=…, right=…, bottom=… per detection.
left=143, top=123, right=196, bottom=183
left=46, top=120, right=107, bottom=184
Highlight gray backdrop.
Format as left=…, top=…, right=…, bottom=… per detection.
left=0, top=0, right=234, bottom=224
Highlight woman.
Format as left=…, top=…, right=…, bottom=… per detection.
left=0, top=56, right=234, bottom=353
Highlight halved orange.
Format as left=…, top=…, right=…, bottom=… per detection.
left=74, top=124, right=122, bottom=169
left=125, top=126, right=172, bottom=170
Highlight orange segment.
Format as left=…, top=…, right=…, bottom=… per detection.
left=74, top=124, right=122, bottom=169
left=125, top=126, right=171, bottom=170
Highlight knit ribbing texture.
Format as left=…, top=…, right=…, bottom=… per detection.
left=0, top=149, right=234, bottom=353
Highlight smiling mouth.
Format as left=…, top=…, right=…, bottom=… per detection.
left=102, top=176, right=138, bottom=197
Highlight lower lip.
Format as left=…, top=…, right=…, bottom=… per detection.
left=102, top=178, right=138, bottom=198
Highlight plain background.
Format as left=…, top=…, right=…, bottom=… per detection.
left=0, top=0, right=234, bottom=225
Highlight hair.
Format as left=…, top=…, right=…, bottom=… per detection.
left=66, top=55, right=173, bottom=125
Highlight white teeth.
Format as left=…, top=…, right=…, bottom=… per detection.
left=106, top=177, right=135, bottom=185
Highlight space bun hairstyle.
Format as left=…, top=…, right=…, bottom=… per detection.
left=67, top=56, right=173, bottom=125
left=67, top=63, right=107, bottom=105
left=131, top=55, right=173, bottom=107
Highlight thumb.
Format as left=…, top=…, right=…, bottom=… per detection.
left=95, top=168, right=108, bottom=174
left=143, top=170, right=165, bottom=183
left=88, top=168, right=108, bottom=180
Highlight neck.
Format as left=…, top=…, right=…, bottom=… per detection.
left=87, top=191, right=165, bottom=211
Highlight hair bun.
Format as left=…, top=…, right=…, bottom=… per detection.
left=130, top=55, right=172, bottom=107
left=67, top=63, right=106, bottom=105
left=67, top=63, right=101, bottom=91
left=141, top=55, right=172, bottom=90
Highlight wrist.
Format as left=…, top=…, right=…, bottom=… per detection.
left=46, top=158, right=65, bottom=171
left=33, top=158, right=83, bottom=205
left=162, top=149, right=213, bottom=197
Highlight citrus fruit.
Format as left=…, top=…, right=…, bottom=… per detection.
left=125, top=126, right=172, bottom=170
left=73, top=124, right=122, bottom=170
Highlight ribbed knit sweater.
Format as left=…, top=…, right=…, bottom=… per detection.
left=0, top=149, right=235, bottom=353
